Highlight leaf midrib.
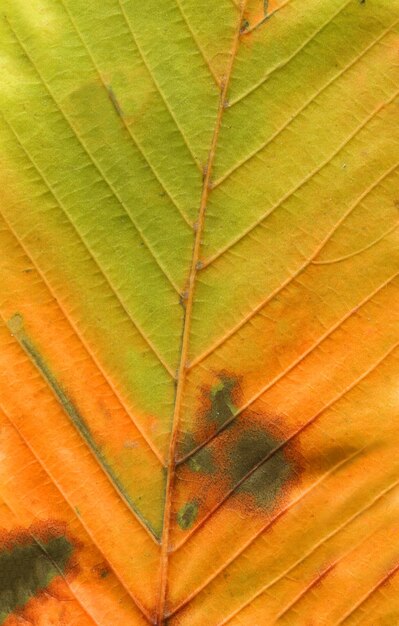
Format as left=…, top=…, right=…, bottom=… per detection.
left=156, top=3, right=249, bottom=622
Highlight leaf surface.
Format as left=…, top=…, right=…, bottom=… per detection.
left=0, top=0, right=399, bottom=623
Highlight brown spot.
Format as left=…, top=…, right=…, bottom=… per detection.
left=91, top=562, right=110, bottom=580
left=179, top=290, right=189, bottom=308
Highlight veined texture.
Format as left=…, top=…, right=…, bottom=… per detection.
left=0, top=0, right=399, bottom=624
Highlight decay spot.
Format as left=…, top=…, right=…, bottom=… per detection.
left=0, top=525, right=74, bottom=622
left=173, top=372, right=300, bottom=534
left=178, top=369, right=300, bottom=521
left=205, top=374, right=238, bottom=428
left=176, top=501, right=199, bottom=530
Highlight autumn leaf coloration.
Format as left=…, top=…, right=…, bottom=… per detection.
left=0, top=0, right=399, bottom=623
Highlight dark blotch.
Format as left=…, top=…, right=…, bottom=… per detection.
left=237, top=447, right=292, bottom=508
left=229, top=427, right=276, bottom=484
left=0, top=531, right=73, bottom=622
left=176, top=501, right=199, bottom=530
left=227, top=424, right=295, bottom=510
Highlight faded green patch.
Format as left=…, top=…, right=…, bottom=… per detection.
left=176, top=501, right=199, bottom=531
left=206, top=375, right=237, bottom=428
left=7, top=314, right=162, bottom=541
left=188, top=446, right=215, bottom=474
left=177, top=432, right=197, bottom=459
left=0, top=535, right=73, bottom=622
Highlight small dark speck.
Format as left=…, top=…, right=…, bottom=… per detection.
left=98, top=567, right=109, bottom=579
left=240, top=19, right=250, bottom=33
left=92, top=562, right=110, bottom=580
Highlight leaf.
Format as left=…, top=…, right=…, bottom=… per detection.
left=0, top=0, right=398, bottom=624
